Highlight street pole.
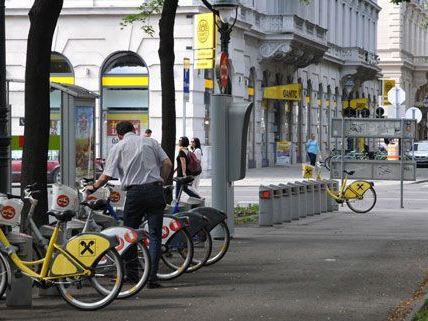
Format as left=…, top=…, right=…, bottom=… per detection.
left=183, top=58, right=190, bottom=137
left=0, top=0, right=11, bottom=194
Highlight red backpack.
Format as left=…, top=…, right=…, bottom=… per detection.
left=187, top=151, right=202, bottom=176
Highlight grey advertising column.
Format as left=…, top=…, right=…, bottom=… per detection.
left=211, top=95, right=234, bottom=235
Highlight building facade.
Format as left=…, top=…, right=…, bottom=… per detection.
left=378, top=0, right=428, bottom=140
left=5, top=0, right=381, bottom=169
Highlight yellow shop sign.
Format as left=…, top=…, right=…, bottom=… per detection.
left=263, top=84, right=302, bottom=100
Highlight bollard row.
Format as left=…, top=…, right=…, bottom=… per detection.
left=259, top=180, right=339, bottom=226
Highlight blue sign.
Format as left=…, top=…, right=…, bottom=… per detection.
left=183, top=68, right=190, bottom=94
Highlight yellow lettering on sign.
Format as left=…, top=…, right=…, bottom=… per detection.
left=343, top=98, right=369, bottom=109
left=194, top=59, right=214, bottom=70
left=196, top=49, right=215, bottom=59
left=263, top=84, right=302, bottom=100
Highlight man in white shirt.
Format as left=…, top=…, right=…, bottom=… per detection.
left=86, top=121, right=172, bottom=288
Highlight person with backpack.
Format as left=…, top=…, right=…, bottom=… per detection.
left=190, top=137, right=202, bottom=193
left=175, top=136, right=201, bottom=199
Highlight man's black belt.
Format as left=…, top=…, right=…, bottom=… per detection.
left=125, top=181, right=163, bottom=191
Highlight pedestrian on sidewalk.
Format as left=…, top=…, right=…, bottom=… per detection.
left=176, top=136, right=201, bottom=199
left=85, top=121, right=172, bottom=289
left=190, top=137, right=202, bottom=194
left=144, top=128, right=152, bottom=137
left=306, top=134, right=319, bottom=166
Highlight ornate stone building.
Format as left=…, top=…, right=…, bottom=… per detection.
left=5, top=0, right=381, bottom=168
left=378, top=0, right=428, bottom=140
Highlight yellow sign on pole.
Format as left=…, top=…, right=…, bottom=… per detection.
left=263, top=84, right=302, bottom=100
left=194, top=13, right=216, bottom=50
left=384, top=79, right=395, bottom=105
left=195, top=59, right=214, bottom=70
left=343, top=98, right=369, bottom=109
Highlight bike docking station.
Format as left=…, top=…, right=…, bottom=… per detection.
left=258, top=178, right=339, bottom=227
left=331, top=117, right=417, bottom=208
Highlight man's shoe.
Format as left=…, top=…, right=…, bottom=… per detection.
left=147, top=281, right=162, bottom=289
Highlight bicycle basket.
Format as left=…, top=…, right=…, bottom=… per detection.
left=51, top=183, right=79, bottom=212
left=0, top=197, right=23, bottom=226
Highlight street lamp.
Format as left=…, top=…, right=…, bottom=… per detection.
left=0, top=0, right=10, bottom=194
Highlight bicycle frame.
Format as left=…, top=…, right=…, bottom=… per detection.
left=0, top=223, right=91, bottom=281
left=316, top=165, right=348, bottom=201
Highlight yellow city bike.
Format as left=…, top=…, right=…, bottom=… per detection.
left=315, top=162, right=377, bottom=213
left=0, top=192, right=123, bottom=310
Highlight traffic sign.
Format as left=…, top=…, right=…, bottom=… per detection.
left=387, top=86, right=406, bottom=105
left=405, top=107, right=422, bottom=123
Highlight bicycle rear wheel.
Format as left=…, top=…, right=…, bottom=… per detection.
left=57, top=248, right=123, bottom=311
left=346, top=187, right=377, bottom=213
left=0, top=252, right=9, bottom=299
left=186, top=228, right=212, bottom=273
left=205, top=221, right=230, bottom=266
left=158, top=228, right=193, bottom=280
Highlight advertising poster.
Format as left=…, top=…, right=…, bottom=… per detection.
left=75, top=106, right=95, bottom=180
left=276, top=140, right=291, bottom=166
left=105, top=113, right=149, bottom=155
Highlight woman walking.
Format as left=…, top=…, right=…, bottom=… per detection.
left=176, top=136, right=201, bottom=199
left=306, top=134, right=319, bottom=166
left=190, top=137, right=202, bottom=194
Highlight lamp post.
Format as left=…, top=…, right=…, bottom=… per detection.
left=200, top=0, right=239, bottom=235
left=0, top=0, right=10, bottom=194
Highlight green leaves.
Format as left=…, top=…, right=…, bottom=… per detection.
left=121, top=0, right=165, bottom=37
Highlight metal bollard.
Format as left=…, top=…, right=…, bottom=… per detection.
left=259, top=185, right=273, bottom=226
left=303, top=181, right=315, bottom=216
left=6, top=232, right=33, bottom=307
left=294, top=182, right=307, bottom=218
left=312, top=181, right=322, bottom=215
left=278, top=184, right=292, bottom=223
left=269, top=185, right=282, bottom=224
left=287, top=183, right=300, bottom=220
left=318, top=181, right=328, bottom=213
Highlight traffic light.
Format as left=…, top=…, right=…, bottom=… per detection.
left=375, top=107, right=385, bottom=118
left=227, top=102, right=253, bottom=181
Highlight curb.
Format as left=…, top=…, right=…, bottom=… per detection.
left=411, top=179, right=428, bottom=185
left=405, top=295, right=427, bottom=321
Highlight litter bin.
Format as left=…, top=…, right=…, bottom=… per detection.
left=6, top=232, right=33, bottom=307
left=259, top=185, right=273, bottom=226
left=312, top=181, right=322, bottom=215
left=303, top=181, right=315, bottom=216
left=269, top=185, right=282, bottom=224
left=287, top=183, right=300, bottom=220
left=294, top=181, right=307, bottom=218
left=278, top=184, right=292, bottom=223
left=318, top=181, right=328, bottom=213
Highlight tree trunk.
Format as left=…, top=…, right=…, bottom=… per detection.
left=158, top=0, right=178, bottom=194
left=21, top=0, right=63, bottom=228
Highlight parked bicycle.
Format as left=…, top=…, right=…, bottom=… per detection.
left=0, top=184, right=124, bottom=310
left=316, top=162, right=377, bottom=213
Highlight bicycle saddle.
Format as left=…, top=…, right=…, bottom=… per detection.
left=343, top=170, right=355, bottom=176
left=81, top=199, right=108, bottom=211
left=47, top=210, right=75, bottom=222
left=173, top=176, right=194, bottom=184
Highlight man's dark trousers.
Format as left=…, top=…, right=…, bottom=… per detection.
left=122, top=184, right=165, bottom=282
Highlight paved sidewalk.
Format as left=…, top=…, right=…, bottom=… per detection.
left=201, top=164, right=428, bottom=187
left=2, top=183, right=428, bottom=321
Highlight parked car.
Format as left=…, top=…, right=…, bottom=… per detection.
left=12, top=159, right=61, bottom=183
left=411, top=141, right=428, bottom=167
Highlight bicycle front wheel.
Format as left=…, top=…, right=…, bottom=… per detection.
left=186, top=228, right=212, bottom=273
left=57, top=248, right=123, bottom=311
left=116, top=241, right=150, bottom=299
left=346, top=187, right=377, bottom=213
left=158, top=228, right=194, bottom=280
left=205, top=221, right=230, bottom=266
left=0, top=252, right=9, bottom=299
